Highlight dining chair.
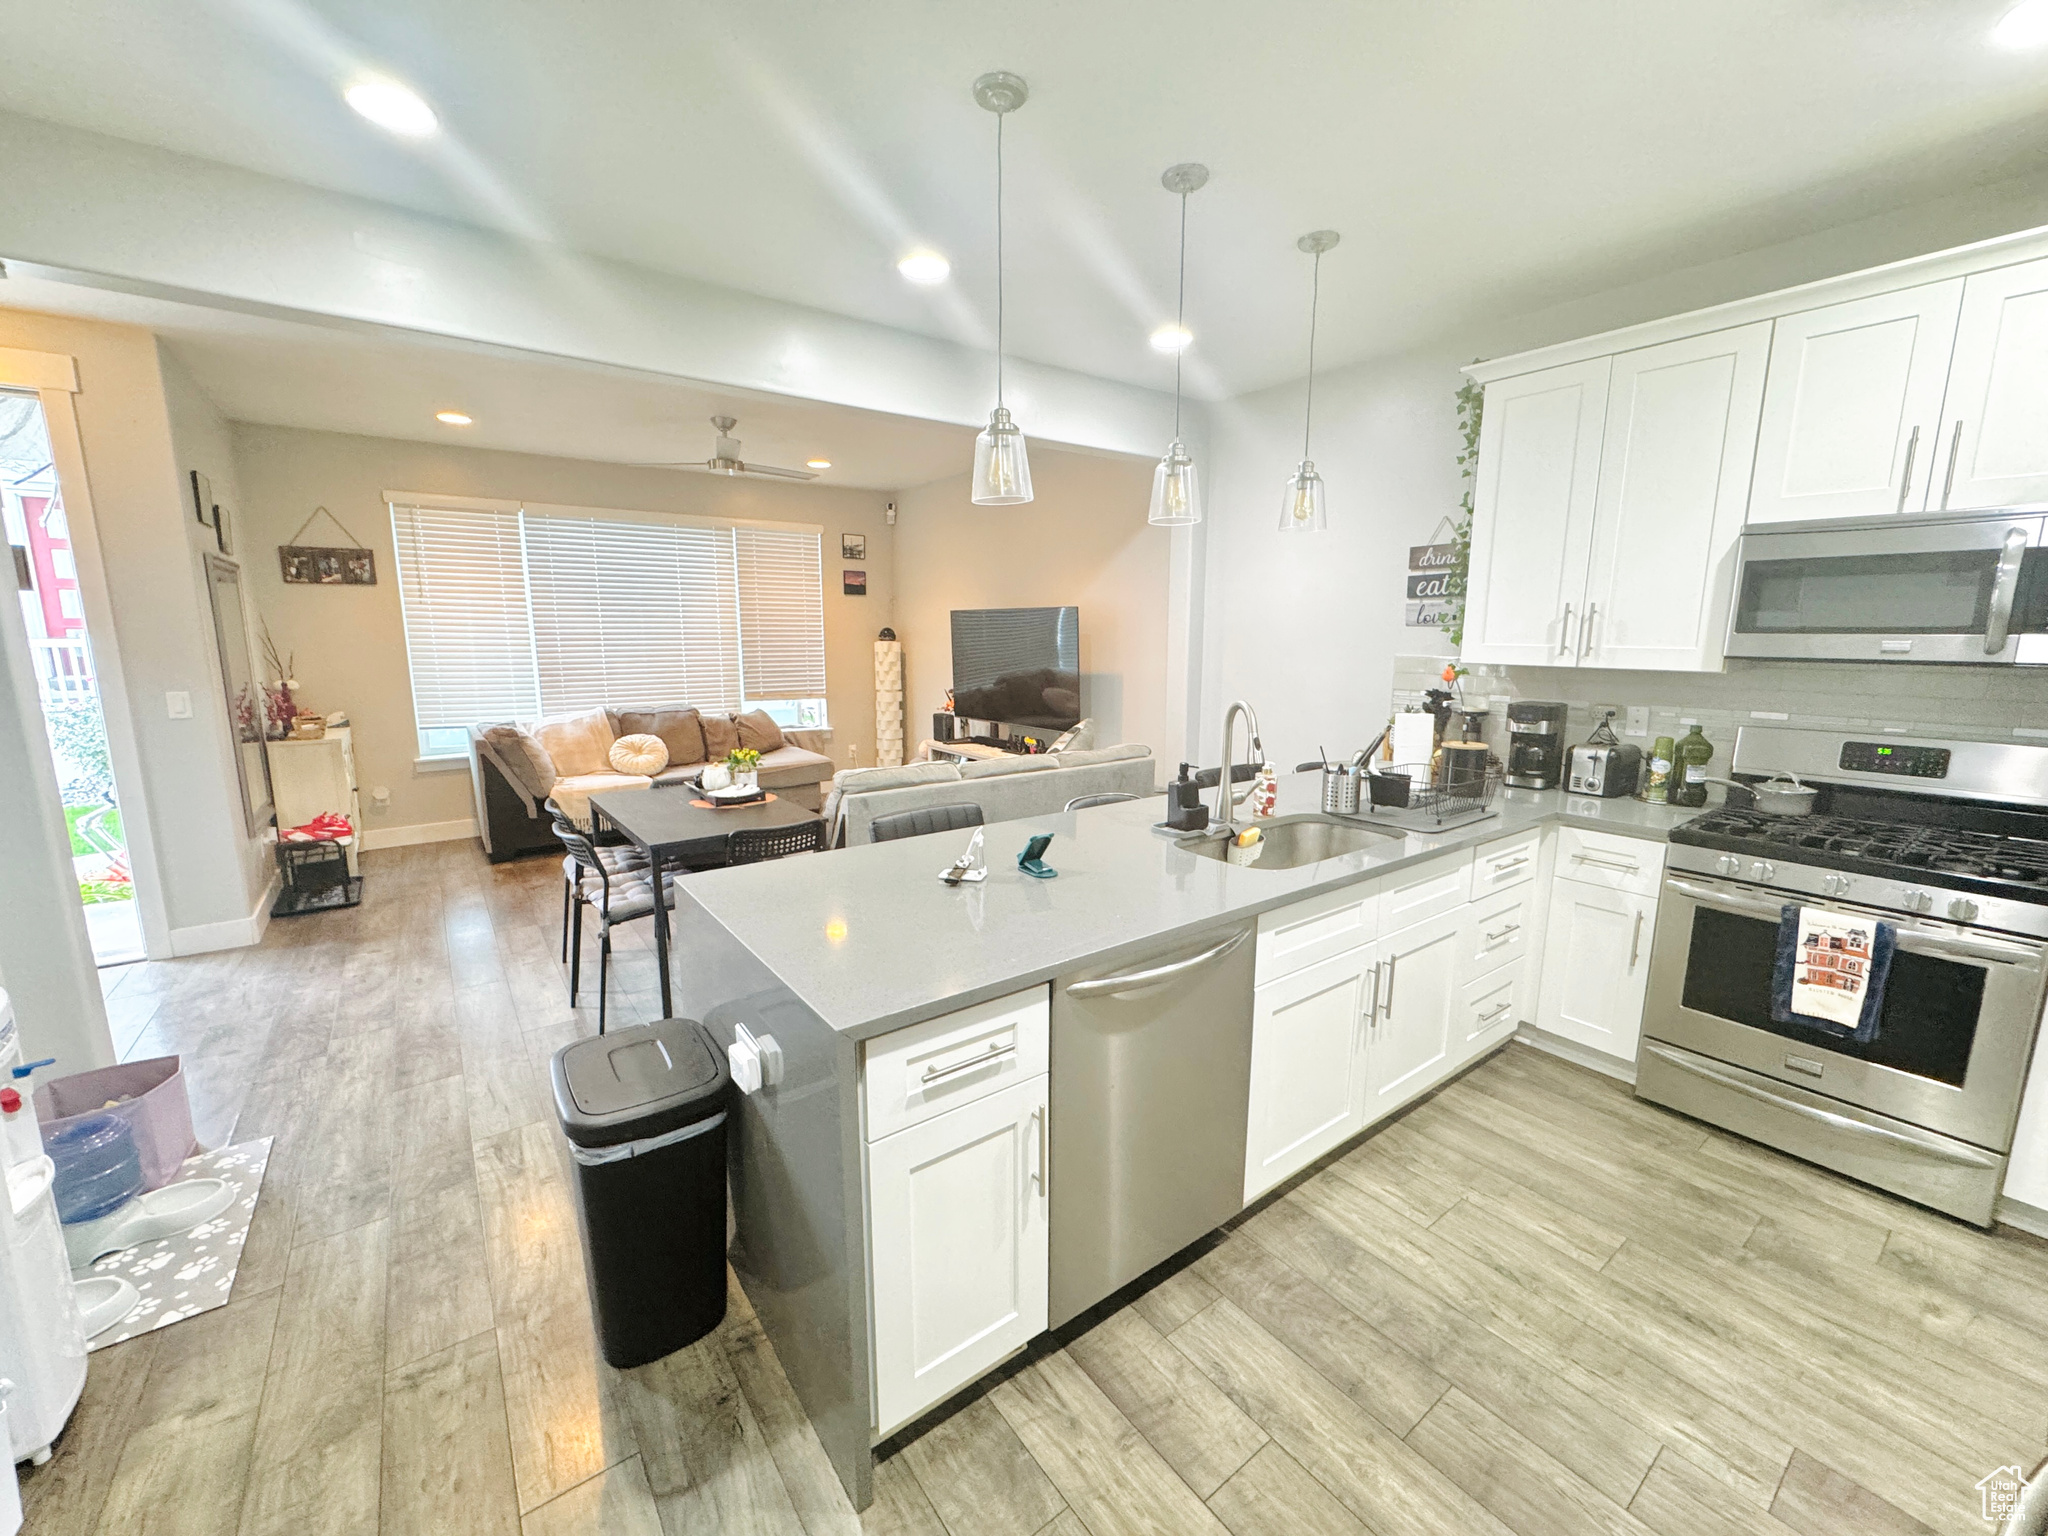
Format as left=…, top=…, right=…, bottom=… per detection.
left=728, top=820, right=828, bottom=864
left=550, top=817, right=670, bottom=1034
left=546, top=800, right=647, bottom=963
left=869, top=803, right=984, bottom=843
left=1064, top=792, right=1140, bottom=812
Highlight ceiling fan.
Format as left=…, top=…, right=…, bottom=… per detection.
left=641, top=416, right=817, bottom=480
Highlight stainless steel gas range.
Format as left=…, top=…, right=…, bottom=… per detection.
left=1637, top=726, right=2048, bottom=1226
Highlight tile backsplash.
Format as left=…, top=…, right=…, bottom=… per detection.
left=1390, top=656, right=2048, bottom=762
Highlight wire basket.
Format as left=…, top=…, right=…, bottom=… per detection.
left=1363, top=759, right=1502, bottom=829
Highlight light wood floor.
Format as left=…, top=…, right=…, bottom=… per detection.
left=22, top=838, right=2048, bottom=1536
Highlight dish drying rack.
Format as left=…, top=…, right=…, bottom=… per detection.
left=1357, top=760, right=1502, bottom=832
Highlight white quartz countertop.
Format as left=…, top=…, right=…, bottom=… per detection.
left=679, top=771, right=1701, bottom=1042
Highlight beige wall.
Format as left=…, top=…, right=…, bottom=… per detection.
left=229, top=423, right=897, bottom=840
left=893, top=446, right=1168, bottom=762
left=0, top=305, right=268, bottom=949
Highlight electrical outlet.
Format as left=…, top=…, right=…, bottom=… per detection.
left=1589, top=702, right=1623, bottom=729
left=1625, top=705, right=1650, bottom=737
left=165, top=690, right=192, bottom=720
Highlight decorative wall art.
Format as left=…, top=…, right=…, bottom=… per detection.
left=279, top=506, right=377, bottom=585
left=1404, top=514, right=1460, bottom=627
left=841, top=533, right=866, bottom=560
left=844, top=569, right=867, bottom=596
left=190, top=470, right=213, bottom=526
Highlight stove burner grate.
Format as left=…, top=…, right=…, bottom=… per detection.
left=1674, top=808, right=2048, bottom=888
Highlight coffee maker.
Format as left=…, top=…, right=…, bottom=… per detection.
left=1505, top=701, right=1569, bottom=790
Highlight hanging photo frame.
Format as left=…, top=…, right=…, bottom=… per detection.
left=279, top=506, right=377, bottom=585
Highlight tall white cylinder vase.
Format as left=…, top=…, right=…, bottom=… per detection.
left=874, top=639, right=905, bottom=768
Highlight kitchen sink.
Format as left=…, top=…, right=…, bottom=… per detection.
left=1179, top=814, right=1405, bottom=870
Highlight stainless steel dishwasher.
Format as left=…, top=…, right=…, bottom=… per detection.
left=1049, top=922, right=1256, bottom=1326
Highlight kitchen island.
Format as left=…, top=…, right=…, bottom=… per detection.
left=666, top=772, right=1695, bottom=1508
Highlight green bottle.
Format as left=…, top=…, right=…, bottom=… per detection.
left=1644, top=736, right=1675, bottom=804
left=1669, top=720, right=1713, bottom=808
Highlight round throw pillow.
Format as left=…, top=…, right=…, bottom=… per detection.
left=608, top=733, right=669, bottom=776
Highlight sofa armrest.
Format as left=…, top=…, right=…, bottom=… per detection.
left=784, top=728, right=832, bottom=756
left=471, top=729, right=538, bottom=816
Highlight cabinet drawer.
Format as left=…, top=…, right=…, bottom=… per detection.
left=1459, top=963, right=1524, bottom=1058
left=1380, top=850, right=1472, bottom=937
left=1555, top=827, right=1666, bottom=897
left=862, top=986, right=1049, bottom=1142
left=1471, top=830, right=1539, bottom=896
left=1255, top=881, right=1377, bottom=982
left=1464, top=885, right=1531, bottom=979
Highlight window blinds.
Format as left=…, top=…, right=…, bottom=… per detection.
left=387, top=498, right=824, bottom=740
left=524, top=511, right=743, bottom=715
left=389, top=502, right=540, bottom=731
left=734, top=525, right=827, bottom=699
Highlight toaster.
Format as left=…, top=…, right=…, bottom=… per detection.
left=1565, top=742, right=1642, bottom=798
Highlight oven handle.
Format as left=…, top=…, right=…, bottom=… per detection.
left=1666, top=879, right=2042, bottom=967
left=1641, top=1042, right=2000, bottom=1170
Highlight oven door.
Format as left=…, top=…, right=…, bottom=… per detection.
left=1642, top=873, right=2046, bottom=1150
left=1724, top=512, right=2048, bottom=664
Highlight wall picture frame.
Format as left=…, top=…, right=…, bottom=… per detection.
left=191, top=470, right=213, bottom=526
left=843, top=569, right=866, bottom=596
left=280, top=546, right=377, bottom=585
left=212, top=503, right=234, bottom=556
left=841, top=533, right=866, bottom=561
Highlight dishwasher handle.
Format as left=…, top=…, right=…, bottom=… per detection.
left=1064, top=927, right=1252, bottom=999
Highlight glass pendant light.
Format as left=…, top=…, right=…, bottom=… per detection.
left=1148, top=162, right=1208, bottom=527
left=1280, top=229, right=1340, bottom=532
left=971, top=71, right=1033, bottom=506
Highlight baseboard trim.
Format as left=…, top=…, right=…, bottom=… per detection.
left=360, top=817, right=479, bottom=851
left=1513, top=1025, right=1638, bottom=1085
left=1996, top=1195, right=2048, bottom=1240
left=169, top=871, right=281, bottom=957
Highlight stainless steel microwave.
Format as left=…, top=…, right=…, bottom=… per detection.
left=1724, top=509, right=2048, bottom=664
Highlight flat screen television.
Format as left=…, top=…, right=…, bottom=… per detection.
left=950, top=606, right=1081, bottom=733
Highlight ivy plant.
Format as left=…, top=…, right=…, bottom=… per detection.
left=1441, top=367, right=1484, bottom=648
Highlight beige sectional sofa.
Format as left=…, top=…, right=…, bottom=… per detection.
left=470, top=705, right=834, bottom=861
left=824, top=744, right=1156, bottom=846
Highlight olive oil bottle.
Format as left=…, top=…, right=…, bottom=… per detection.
left=1668, top=720, right=1714, bottom=808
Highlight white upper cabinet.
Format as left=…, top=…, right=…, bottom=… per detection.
left=1463, top=359, right=1609, bottom=665
left=1746, top=280, right=1963, bottom=525
left=1581, top=324, right=1772, bottom=671
left=1934, top=256, right=2048, bottom=511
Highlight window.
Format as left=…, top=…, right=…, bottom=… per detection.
left=388, top=496, right=828, bottom=757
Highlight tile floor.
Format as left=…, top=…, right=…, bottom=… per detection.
left=23, top=838, right=2048, bottom=1536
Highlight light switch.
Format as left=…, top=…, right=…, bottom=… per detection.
left=1625, top=706, right=1650, bottom=737
left=165, top=691, right=192, bottom=719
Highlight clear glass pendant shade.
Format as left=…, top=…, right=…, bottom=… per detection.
left=1147, top=439, right=1201, bottom=526
left=1277, top=460, right=1326, bottom=532
left=971, top=405, right=1034, bottom=505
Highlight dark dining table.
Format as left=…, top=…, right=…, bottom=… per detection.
left=587, top=784, right=825, bottom=1017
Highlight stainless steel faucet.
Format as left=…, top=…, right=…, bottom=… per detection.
left=1213, top=700, right=1263, bottom=836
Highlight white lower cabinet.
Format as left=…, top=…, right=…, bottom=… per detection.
left=866, top=1074, right=1048, bottom=1437
left=1368, top=906, right=1464, bottom=1121
left=1457, top=964, right=1524, bottom=1064
left=1243, top=944, right=1376, bottom=1201
left=1534, top=880, right=1658, bottom=1061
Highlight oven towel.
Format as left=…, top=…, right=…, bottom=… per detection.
left=1770, top=904, right=1894, bottom=1044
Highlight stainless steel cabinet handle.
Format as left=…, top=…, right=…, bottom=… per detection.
left=1479, top=1000, right=1513, bottom=1024
left=1984, top=525, right=2028, bottom=656
left=1064, top=927, right=1251, bottom=998
left=1570, top=852, right=1641, bottom=873
left=1486, top=856, right=1531, bottom=876
left=1558, top=603, right=1575, bottom=657
left=1031, top=1105, right=1047, bottom=1198
left=921, top=1042, right=1016, bottom=1086
left=1382, top=955, right=1397, bottom=1017
left=1940, top=418, right=1964, bottom=510
left=1641, top=1042, right=1997, bottom=1169
left=1363, top=959, right=1382, bottom=1027
left=1580, top=602, right=1598, bottom=660
left=1629, top=909, right=1644, bottom=969
left=1483, top=923, right=1520, bottom=944
left=1895, top=424, right=1920, bottom=514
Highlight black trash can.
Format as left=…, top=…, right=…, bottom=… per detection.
left=549, top=1017, right=732, bottom=1367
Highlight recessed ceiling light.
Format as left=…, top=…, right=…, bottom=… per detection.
left=1150, top=323, right=1194, bottom=355
left=897, top=250, right=951, bottom=286
left=345, top=77, right=439, bottom=137
left=1994, top=0, right=2048, bottom=46
left=435, top=411, right=472, bottom=425
left=806, top=458, right=832, bottom=470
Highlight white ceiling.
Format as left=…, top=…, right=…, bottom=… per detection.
left=2, top=3, right=2045, bottom=395
left=0, top=272, right=980, bottom=490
